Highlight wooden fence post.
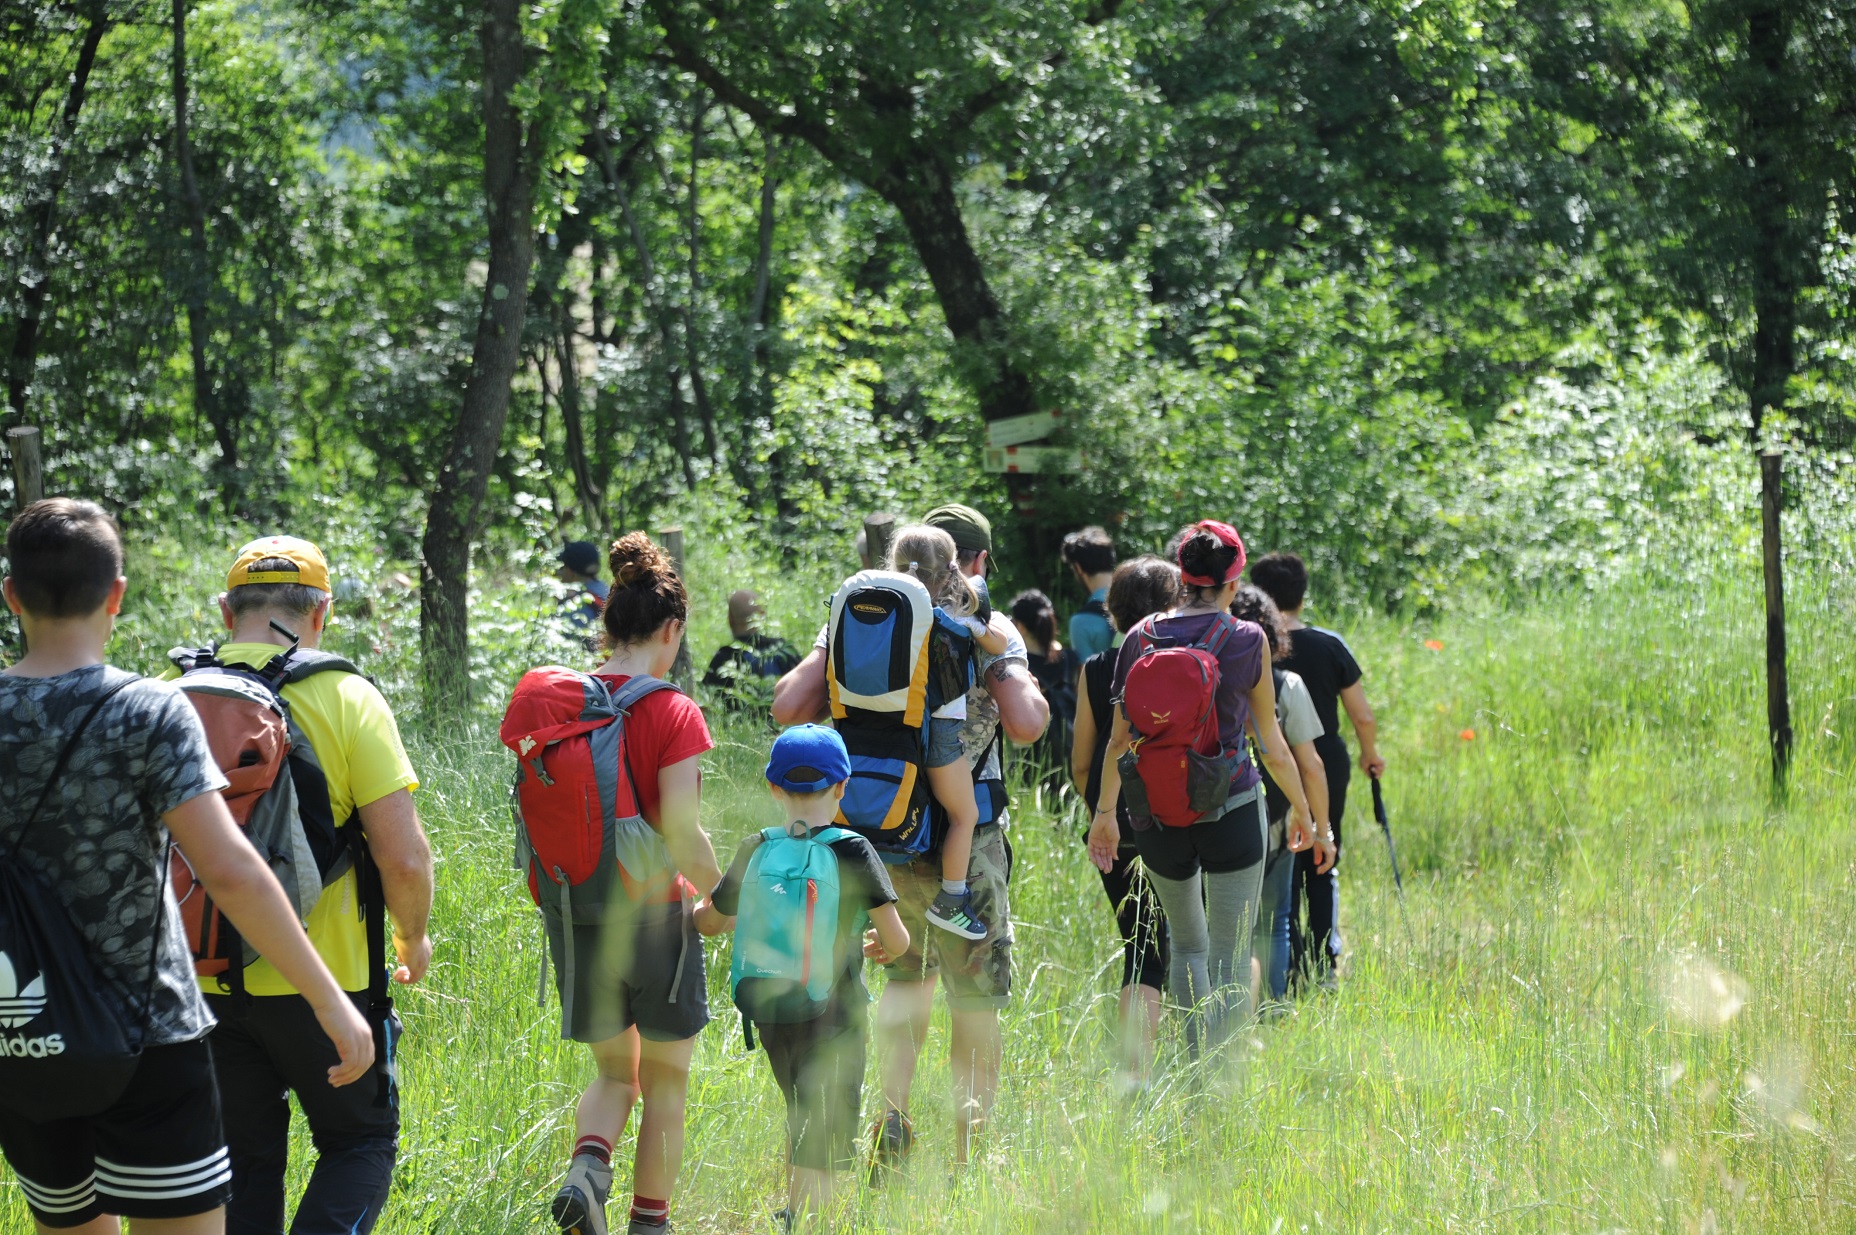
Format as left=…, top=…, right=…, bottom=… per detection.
left=1760, top=451, right=1792, bottom=791
left=7, top=426, right=44, bottom=513
left=862, top=512, right=896, bottom=571
left=658, top=525, right=694, bottom=692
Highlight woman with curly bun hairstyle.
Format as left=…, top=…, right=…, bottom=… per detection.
left=1087, top=523, right=1314, bottom=1055
left=548, top=533, right=723, bottom=1235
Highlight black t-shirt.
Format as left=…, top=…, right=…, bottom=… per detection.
left=713, top=826, right=897, bottom=1027
left=1079, top=650, right=1136, bottom=849
left=703, top=632, right=801, bottom=687
left=1277, top=625, right=1362, bottom=762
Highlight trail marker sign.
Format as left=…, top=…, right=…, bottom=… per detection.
left=984, top=410, right=1063, bottom=449
left=983, top=445, right=1083, bottom=475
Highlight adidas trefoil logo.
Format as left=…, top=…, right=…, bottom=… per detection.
left=0, top=952, right=46, bottom=1029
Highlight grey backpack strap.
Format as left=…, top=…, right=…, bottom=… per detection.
left=606, top=673, right=678, bottom=714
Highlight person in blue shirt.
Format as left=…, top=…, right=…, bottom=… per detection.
left=1061, top=526, right=1117, bottom=661
left=556, top=540, right=610, bottom=632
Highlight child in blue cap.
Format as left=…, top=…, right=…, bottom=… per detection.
left=695, top=726, right=909, bottom=1232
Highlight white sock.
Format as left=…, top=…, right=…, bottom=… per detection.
left=942, top=879, right=967, bottom=896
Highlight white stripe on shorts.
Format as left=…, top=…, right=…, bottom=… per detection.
left=16, top=1170, right=97, bottom=1215
left=94, top=1148, right=232, bottom=1200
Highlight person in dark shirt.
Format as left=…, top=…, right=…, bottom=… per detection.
left=1248, top=552, right=1385, bottom=992
left=702, top=590, right=800, bottom=711
left=695, top=726, right=908, bottom=1232
left=556, top=540, right=611, bottom=634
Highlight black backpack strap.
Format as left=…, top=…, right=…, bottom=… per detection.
left=355, top=839, right=393, bottom=1106
left=277, top=648, right=373, bottom=687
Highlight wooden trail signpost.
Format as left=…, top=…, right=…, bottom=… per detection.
left=862, top=512, right=896, bottom=569
left=658, top=525, right=695, bottom=692
left=981, top=409, right=1080, bottom=475
left=8, top=426, right=43, bottom=513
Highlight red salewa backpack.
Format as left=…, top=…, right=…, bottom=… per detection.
left=1117, top=614, right=1245, bottom=827
left=500, top=668, right=679, bottom=921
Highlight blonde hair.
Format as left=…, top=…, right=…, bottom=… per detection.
left=887, top=524, right=978, bottom=616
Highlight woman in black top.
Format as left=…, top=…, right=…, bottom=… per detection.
left=1068, top=556, right=1176, bottom=1084
left=1011, top=588, right=1078, bottom=789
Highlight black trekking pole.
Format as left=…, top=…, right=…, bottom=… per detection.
left=1370, top=775, right=1412, bottom=941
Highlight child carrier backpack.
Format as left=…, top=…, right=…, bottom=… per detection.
left=501, top=668, right=681, bottom=921
left=167, top=641, right=365, bottom=994
left=1117, top=614, right=1246, bottom=828
left=825, top=571, right=935, bottom=857
left=0, top=678, right=165, bottom=1120
left=729, top=825, right=860, bottom=1038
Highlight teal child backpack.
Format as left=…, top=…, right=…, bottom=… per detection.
left=729, top=825, right=862, bottom=1035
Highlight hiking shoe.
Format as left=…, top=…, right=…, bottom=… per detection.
left=866, top=1108, right=914, bottom=1185
left=625, top=1221, right=672, bottom=1235
left=926, top=890, right=988, bottom=940
left=552, top=1154, right=612, bottom=1235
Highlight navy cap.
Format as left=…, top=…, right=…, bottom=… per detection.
left=766, top=724, right=852, bottom=793
left=559, top=540, right=601, bottom=575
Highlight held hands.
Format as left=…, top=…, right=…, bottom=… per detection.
left=1087, top=808, right=1120, bottom=874
left=311, top=995, right=376, bottom=1088
left=392, top=932, right=433, bottom=985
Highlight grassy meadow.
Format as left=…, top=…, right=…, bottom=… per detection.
left=5, top=542, right=1855, bottom=1233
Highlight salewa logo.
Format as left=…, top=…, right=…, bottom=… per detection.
left=0, top=951, right=47, bottom=1030
left=518, top=736, right=538, bottom=757
left=1147, top=709, right=1173, bottom=725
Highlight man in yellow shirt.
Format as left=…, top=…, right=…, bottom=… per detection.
left=174, top=536, right=434, bottom=1235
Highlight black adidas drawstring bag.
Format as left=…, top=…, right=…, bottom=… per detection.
left=0, top=677, right=168, bottom=1119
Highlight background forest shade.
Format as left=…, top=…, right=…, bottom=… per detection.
left=5, top=0, right=1855, bottom=674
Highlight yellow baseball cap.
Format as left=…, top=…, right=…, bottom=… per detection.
left=226, top=536, right=331, bottom=592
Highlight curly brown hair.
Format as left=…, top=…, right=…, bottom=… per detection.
left=1230, top=584, right=1290, bottom=659
left=1105, top=555, right=1179, bottom=634
left=602, top=532, right=689, bottom=647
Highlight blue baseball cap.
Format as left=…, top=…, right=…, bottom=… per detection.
left=766, top=725, right=852, bottom=793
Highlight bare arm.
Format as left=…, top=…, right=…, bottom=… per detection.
left=1247, top=653, right=1311, bottom=834
left=1339, top=681, right=1384, bottom=777
left=1289, top=739, right=1335, bottom=873
left=986, top=658, right=1050, bottom=745
left=356, top=788, right=433, bottom=984
left=165, top=792, right=374, bottom=1085
left=656, top=754, right=722, bottom=896
left=1086, top=707, right=1133, bottom=873
left=862, top=902, right=911, bottom=963
left=771, top=646, right=830, bottom=726
left=1070, top=671, right=1098, bottom=798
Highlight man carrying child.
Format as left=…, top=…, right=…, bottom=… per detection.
left=696, top=726, right=909, bottom=1232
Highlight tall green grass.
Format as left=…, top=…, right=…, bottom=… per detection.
left=5, top=564, right=1853, bottom=1233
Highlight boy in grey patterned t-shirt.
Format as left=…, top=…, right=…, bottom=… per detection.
left=0, top=498, right=372, bottom=1230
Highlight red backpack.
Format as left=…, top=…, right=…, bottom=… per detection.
left=499, top=668, right=679, bottom=921
left=1117, top=614, right=1246, bottom=827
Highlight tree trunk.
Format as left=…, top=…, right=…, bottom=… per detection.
left=171, top=0, right=237, bottom=478
left=420, top=0, right=537, bottom=711
left=7, top=6, right=107, bottom=419
left=1746, top=0, right=1797, bottom=790
left=875, top=147, right=1034, bottom=423
left=682, top=92, right=719, bottom=463
left=591, top=127, right=699, bottom=489
left=556, top=307, right=606, bottom=530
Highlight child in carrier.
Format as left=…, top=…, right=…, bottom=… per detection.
left=695, top=726, right=909, bottom=1232
left=885, top=525, right=1008, bottom=940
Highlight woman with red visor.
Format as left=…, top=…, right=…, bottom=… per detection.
left=1086, top=521, right=1314, bottom=1054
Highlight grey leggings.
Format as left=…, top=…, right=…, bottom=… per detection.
left=1144, top=797, right=1268, bottom=1052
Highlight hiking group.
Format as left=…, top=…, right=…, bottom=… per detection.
left=0, top=496, right=1381, bottom=1235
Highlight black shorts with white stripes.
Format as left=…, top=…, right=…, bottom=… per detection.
left=0, top=1037, right=232, bottom=1227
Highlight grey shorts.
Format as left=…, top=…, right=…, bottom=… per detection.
left=926, top=716, right=965, bottom=768
left=541, top=897, right=710, bottom=1044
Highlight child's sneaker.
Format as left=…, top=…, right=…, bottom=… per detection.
left=926, top=888, right=989, bottom=940
left=552, top=1153, right=612, bottom=1235
left=866, top=1108, right=915, bottom=1186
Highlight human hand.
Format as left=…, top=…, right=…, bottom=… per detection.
left=1087, top=810, right=1120, bottom=873
left=392, top=932, right=432, bottom=985
left=1361, top=752, right=1387, bottom=779
left=1286, top=815, right=1313, bottom=853
left=863, top=928, right=893, bottom=965
left=1314, top=827, right=1337, bottom=873
left=311, top=996, right=376, bottom=1087
left=692, top=900, right=731, bottom=937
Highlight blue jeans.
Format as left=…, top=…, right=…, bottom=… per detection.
left=1256, top=839, right=1295, bottom=1002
